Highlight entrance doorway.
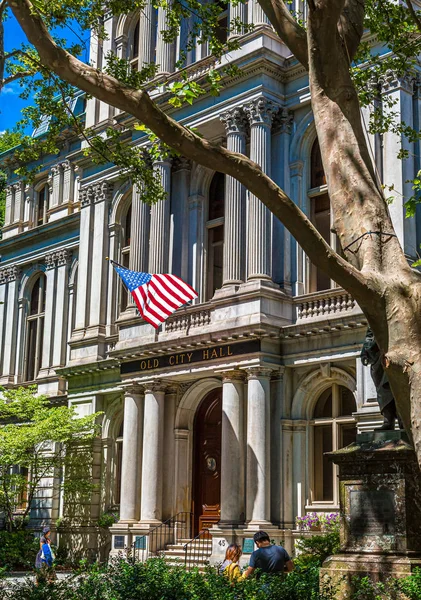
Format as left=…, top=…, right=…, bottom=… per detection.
left=192, top=389, right=222, bottom=535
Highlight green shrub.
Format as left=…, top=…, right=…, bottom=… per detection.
left=0, top=530, right=40, bottom=571
left=399, top=567, right=421, bottom=600
left=3, top=555, right=338, bottom=600
left=295, top=530, right=341, bottom=569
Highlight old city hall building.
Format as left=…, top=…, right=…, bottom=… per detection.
left=1, top=1, right=420, bottom=563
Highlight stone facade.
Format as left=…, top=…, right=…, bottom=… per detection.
left=1, top=8, right=420, bottom=560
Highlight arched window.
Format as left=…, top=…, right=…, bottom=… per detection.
left=35, top=185, right=48, bottom=227
left=312, top=384, right=356, bottom=504
left=115, top=420, right=124, bottom=505
left=309, top=139, right=331, bottom=292
left=25, top=274, right=46, bottom=381
left=120, top=203, right=132, bottom=312
left=206, top=172, right=225, bottom=299
left=133, top=20, right=140, bottom=59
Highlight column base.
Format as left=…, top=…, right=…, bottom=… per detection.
left=245, top=520, right=274, bottom=529
left=136, top=519, right=162, bottom=529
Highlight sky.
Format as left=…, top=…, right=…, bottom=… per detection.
left=0, top=13, right=90, bottom=134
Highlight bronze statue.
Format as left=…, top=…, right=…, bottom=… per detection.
left=360, top=328, right=402, bottom=430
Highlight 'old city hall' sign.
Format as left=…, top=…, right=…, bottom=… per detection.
left=121, top=339, right=261, bottom=374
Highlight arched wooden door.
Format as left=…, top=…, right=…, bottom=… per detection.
left=192, top=389, right=222, bottom=535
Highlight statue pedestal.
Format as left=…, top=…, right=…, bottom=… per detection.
left=320, top=431, right=421, bottom=598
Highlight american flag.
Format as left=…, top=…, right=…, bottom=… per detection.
left=113, top=263, right=198, bottom=329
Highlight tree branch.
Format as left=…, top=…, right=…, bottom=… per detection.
left=407, top=0, right=421, bottom=33
left=7, top=0, right=376, bottom=304
left=2, top=70, right=32, bottom=87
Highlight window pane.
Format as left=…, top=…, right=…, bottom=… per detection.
left=38, top=187, right=46, bottom=226
left=340, top=423, right=357, bottom=449
left=314, top=388, right=332, bottom=418
left=124, top=205, right=132, bottom=247
left=209, top=173, right=225, bottom=220
left=311, top=139, right=326, bottom=188
left=26, top=320, right=37, bottom=381
left=314, top=425, right=333, bottom=501
left=30, top=279, right=40, bottom=315
left=133, top=21, right=140, bottom=58
left=339, top=386, right=356, bottom=416
left=211, top=225, right=223, bottom=292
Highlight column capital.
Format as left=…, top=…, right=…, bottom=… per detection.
left=45, top=249, right=72, bottom=270
left=94, top=181, right=113, bottom=204
left=290, top=160, right=304, bottom=178
left=172, top=157, right=192, bottom=172
left=243, top=97, right=279, bottom=127
left=381, top=69, right=414, bottom=94
left=221, top=369, right=246, bottom=383
left=143, top=380, right=167, bottom=394
left=220, top=107, right=248, bottom=136
left=79, top=186, right=94, bottom=207
left=245, top=366, right=272, bottom=380
left=123, top=383, right=145, bottom=397
left=0, top=265, right=21, bottom=284
left=275, top=108, right=294, bottom=135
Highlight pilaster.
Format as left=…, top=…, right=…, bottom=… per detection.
left=290, top=161, right=305, bottom=295
left=52, top=249, right=72, bottom=368
left=188, top=194, right=205, bottom=300
left=0, top=266, right=21, bottom=383
left=40, top=253, right=57, bottom=372
left=170, top=158, right=191, bottom=280
left=73, top=186, right=94, bottom=336
left=149, top=157, right=172, bottom=274
left=138, top=1, right=156, bottom=68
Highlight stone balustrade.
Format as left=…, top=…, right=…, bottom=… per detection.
left=165, top=307, right=211, bottom=332
left=295, top=289, right=358, bottom=322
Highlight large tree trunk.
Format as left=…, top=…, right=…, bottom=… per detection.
left=306, top=0, right=421, bottom=450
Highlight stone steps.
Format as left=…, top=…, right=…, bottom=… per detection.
left=161, top=539, right=212, bottom=571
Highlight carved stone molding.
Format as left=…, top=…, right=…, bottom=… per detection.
left=220, top=107, right=248, bottom=136
left=381, top=70, right=414, bottom=94
left=275, top=108, right=294, bottom=135
left=0, top=265, right=21, bottom=284
left=172, top=157, right=192, bottom=172
left=45, top=249, right=72, bottom=270
left=221, top=369, right=246, bottom=383
left=80, top=181, right=113, bottom=206
left=243, top=97, right=279, bottom=127
left=123, top=384, right=144, bottom=397
left=143, top=380, right=167, bottom=394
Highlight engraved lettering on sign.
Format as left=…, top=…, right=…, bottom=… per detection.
left=350, top=490, right=395, bottom=537
left=121, top=340, right=260, bottom=374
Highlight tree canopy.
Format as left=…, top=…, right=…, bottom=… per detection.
left=0, top=386, right=101, bottom=531
left=2, top=0, right=421, bottom=467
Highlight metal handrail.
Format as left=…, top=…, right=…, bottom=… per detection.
left=183, top=528, right=212, bottom=570
left=133, top=511, right=193, bottom=562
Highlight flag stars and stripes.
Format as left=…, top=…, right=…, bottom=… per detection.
left=113, top=264, right=198, bottom=329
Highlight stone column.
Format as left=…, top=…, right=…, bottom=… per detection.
left=251, top=0, right=270, bottom=25
left=0, top=276, right=6, bottom=373
left=115, top=33, right=128, bottom=60
left=246, top=367, right=272, bottom=525
left=220, top=371, right=245, bottom=524
left=244, top=97, right=278, bottom=280
left=229, top=1, right=247, bottom=37
left=13, top=182, right=24, bottom=225
left=0, top=267, right=21, bottom=383
left=73, top=187, right=94, bottom=334
left=149, top=158, right=171, bottom=273
left=270, top=369, right=283, bottom=525
left=120, top=387, right=144, bottom=522
left=88, top=182, right=112, bottom=333
left=156, top=2, right=176, bottom=75
left=220, top=108, right=247, bottom=286
left=41, top=254, right=57, bottom=371
left=4, top=185, right=14, bottom=227
left=61, top=161, right=75, bottom=206
left=140, top=382, right=165, bottom=524
left=292, top=421, right=307, bottom=520
left=138, top=2, right=156, bottom=68
left=52, top=250, right=71, bottom=367
left=49, top=165, right=62, bottom=209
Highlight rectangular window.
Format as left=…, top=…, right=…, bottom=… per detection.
left=313, top=425, right=333, bottom=501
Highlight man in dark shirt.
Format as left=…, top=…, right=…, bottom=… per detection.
left=243, top=531, right=294, bottom=578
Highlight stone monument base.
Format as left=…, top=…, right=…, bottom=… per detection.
left=321, top=553, right=421, bottom=598
left=320, top=430, right=421, bottom=599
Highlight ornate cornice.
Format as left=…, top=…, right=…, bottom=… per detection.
left=245, top=366, right=273, bottom=380
left=80, top=181, right=113, bottom=206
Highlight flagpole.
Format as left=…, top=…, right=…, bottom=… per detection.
left=105, top=257, right=126, bottom=269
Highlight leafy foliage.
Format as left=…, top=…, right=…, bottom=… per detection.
left=0, top=529, right=39, bottom=571
left=0, top=555, right=338, bottom=599
left=0, top=386, right=101, bottom=531
left=295, top=530, right=341, bottom=570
